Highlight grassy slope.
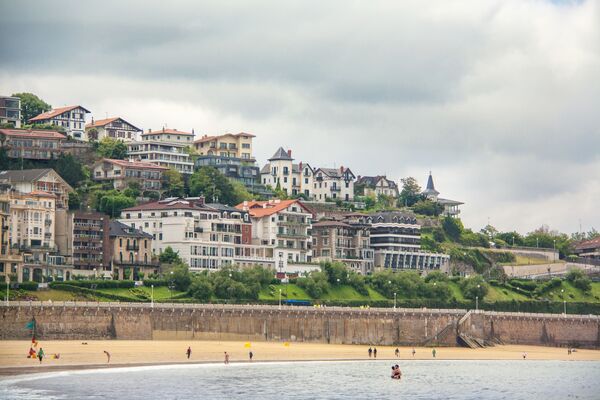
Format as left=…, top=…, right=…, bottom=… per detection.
left=259, top=284, right=312, bottom=301
left=97, top=286, right=184, bottom=300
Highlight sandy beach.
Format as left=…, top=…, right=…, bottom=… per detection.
left=1, top=340, right=599, bottom=376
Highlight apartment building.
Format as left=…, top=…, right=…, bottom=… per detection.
left=0, top=169, right=73, bottom=209
left=55, top=211, right=110, bottom=277
left=312, top=167, right=355, bottom=202
left=0, top=184, right=22, bottom=282
left=29, top=105, right=90, bottom=141
left=0, top=95, right=21, bottom=128
left=366, top=211, right=449, bottom=272
left=356, top=176, right=399, bottom=198
left=422, top=172, right=463, bottom=217
left=109, top=220, right=158, bottom=279
left=92, top=158, right=168, bottom=191
left=85, top=117, right=142, bottom=142
left=193, top=132, right=268, bottom=195
left=0, top=129, right=66, bottom=160
left=127, top=128, right=195, bottom=174
left=119, top=197, right=274, bottom=271
left=193, top=132, right=255, bottom=160
left=311, top=217, right=374, bottom=275
left=237, top=199, right=316, bottom=274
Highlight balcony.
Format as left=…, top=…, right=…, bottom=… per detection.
left=330, top=186, right=341, bottom=192
left=126, top=244, right=140, bottom=251
left=113, top=260, right=160, bottom=267
left=44, top=219, right=52, bottom=226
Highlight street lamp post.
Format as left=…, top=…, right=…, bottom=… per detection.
left=393, top=292, right=397, bottom=310
left=169, top=271, right=174, bottom=300
left=5, top=279, right=9, bottom=306
left=151, top=284, right=154, bottom=308
left=476, top=284, right=481, bottom=311
left=561, top=289, right=566, bottom=314
left=279, top=288, right=282, bottom=310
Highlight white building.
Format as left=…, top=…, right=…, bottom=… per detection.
left=119, top=197, right=274, bottom=271
left=312, top=167, right=355, bottom=202
left=127, top=128, right=195, bottom=174
left=422, top=172, right=463, bottom=217
left=85, top=117, right=142, bottom=142
left=356, top=176, right=399, bottom=198
left=29, top=105, right=90, bottom=141
left=260, top=147, right=355, bottom=203
left=236, top=199, right=317, bottom=274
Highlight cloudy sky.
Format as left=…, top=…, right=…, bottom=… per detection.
left=1, top=0, right=598, bottom=235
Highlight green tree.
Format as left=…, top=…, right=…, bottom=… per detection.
left=12, top=93, right=51, bottom=124
left=231, top=180, right=253, bottom=203
left=566, top=269, right=591, bottom=292
left=162, top=168, right=185, bottom=198
left=54, top=154, right=87, bottom=187
left=188, top=274, right=214, bottom=301
left=459, top=275, right=489, bottom=299
left=442, top=216, right=464, bottom=242
left=398, top=177, right=422, bottom=207
left=169, top=262, right=192, bottom=292
left=95, top=191, right=135, bottom=217
left=189, top=166, right=239, bottom=205
left=159, top=246, right=182, bottom=264
left=68, top=191, right=81, bottom=210
left=412, top=200, right=444, bottom=216
left=96, top=137, right=128, bottom=159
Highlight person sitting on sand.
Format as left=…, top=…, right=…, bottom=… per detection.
left=104, top=350, right=111, bottom=363
left=391, top=365, right=402, bottom=380
left=28, top=347, right=36, bottom=359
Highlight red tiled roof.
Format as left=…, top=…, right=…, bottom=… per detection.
left=194, top=132, right=256, bottom=144
left=236, top=199, right=309, bottom=218
left=85, top=117, right=141, bottom=131
left=0, top=128, right=66, bottom=140
left=85, top=117, right=119, bottom=128
left=575, top=237, right=600, bottom=250
left=142, top=128, right=193, bottom=136
left=101, top=158, right=169, bottom=170
left=29, top=105, right=90, bottom=122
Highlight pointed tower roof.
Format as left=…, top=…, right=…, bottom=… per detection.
left=423, top=171, right=439, bottom=196
left=269, top=147, right=293, bottom=161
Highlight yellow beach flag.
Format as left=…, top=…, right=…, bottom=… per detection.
left=244, top=342, right=251, bottom=348
left=283, top=342, right=290, bottom=347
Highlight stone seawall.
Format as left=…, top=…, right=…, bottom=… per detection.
left=1, top=303, right=599, bottom=348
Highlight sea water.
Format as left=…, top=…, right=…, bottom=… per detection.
left=1, top=360, right=599, bottom=400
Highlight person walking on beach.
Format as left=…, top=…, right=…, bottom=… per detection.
left=373, top=348, right=377, bottom=358
left=186, top=347, right=192, bottom=359
left=395, top=348, right=399, bottom=358
left=368, top=347, right=372, bottom=358
left=522, top=352, right=527, bottom=360
left=224, top=352, right=230, bottom=364
left=249, top=351, right=253, bottom=361
left=432, top=348, right=436, bottom=358
left=412, top=348, right=416, bottom=357
left=104, top=350, right=111, bottom=363
left=37, top=347, right=45, bottom=364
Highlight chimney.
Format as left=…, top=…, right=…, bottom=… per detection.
left=299, top=161, right=302, bottom=170
left=287, top=149, right=292, bottom=158
left=162, top=127, right=165, bottom=132
left=91, top=117, right=94, bottom=124
left=196, top=195, right=205, bottom=206
left=340, top=165, right=344, bottom=173
left=148, top=128, right=152, bottom=133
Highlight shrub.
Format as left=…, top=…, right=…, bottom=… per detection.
left=18, top=281, right=39, bottom=291
left=566, top=269, right=591, bottom=292
left=49, top=280, right=134, bottom=289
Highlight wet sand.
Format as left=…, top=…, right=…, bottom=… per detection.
left=1, top=340, right=598, bottom=376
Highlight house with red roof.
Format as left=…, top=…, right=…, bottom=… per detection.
left=29, top=105, right=90, bottom=141
left=574, top=237, right=600, bottom=261
left=237, top=199, right=318, bottom=274
left=0, top=128, right=66, bottom=160
left=85, top=117, right=141, bottom=142
left=92, top=158, right=169, bottom=191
